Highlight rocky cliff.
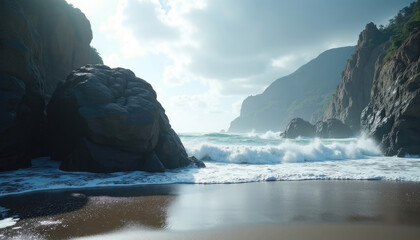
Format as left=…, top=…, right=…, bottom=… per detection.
left=229, top=46, right=354, bottom=133
left=0, top=0, right=102, bottom=171
left=323, top=23, right=388, bottom=132
left=361, top=29, right=420, bottom=156
left=327, top=1, right=420, bottom=156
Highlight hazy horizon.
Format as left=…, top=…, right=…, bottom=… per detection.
left=67, top=0, right=413, bottom=133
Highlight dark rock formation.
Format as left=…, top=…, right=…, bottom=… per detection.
left=0, top=74, right=27, bottom=170
left=282, top=117, right=353, bottom=139
left=281, top=118, right=315, bottom=138
left=361, top=29, right=420, bottom=156
left=188, top=156, right=206, bottom=168
left=0, top=0, right=102, bottom=171
left=323, top=23, right=387, bottom=132
left=48, top=65, right=202, bottom=172
left=229, top=46, right=354, bottom=133
left=315, top=118, right=353, bottom=138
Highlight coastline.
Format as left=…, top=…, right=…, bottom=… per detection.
left=1, top=181, right=420, bottom=239
left=2, top=154, right=420, bottom=197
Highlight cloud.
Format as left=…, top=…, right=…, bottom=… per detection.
left=124, top=0, right=179, bottom=44
left=97, top=0, right=412, bottom=131
left=107, top=0, right=410, bottom=93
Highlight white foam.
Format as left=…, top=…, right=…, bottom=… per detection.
left=0, top=207, right=19, bottom=229
left=0, top=155, right=419, bottom=197
left=39, top=220, right=62, bottom=226
left=258, top=131, right=282, bottom=140
left=0, top=136, right=419, bottom=197
left=186, top=137, right=382, bottom=164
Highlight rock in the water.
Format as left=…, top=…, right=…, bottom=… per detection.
left=315, top=118, right=353, bottom=138
left=281, top=118, right=315, bottom=138
left=188, top=156, right=206, bottom=168
left=361, top=29, right=420, bottom=156
left=0, top=0, right=102, bottom=171
left=48, top=64, right=203, bottom=172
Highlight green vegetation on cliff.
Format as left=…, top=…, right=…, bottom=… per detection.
left=382, top=0, right=420, bottom=61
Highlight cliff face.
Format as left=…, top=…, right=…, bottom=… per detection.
left=11, top=0, right=103, bottom=98
left=323, top=23, right=387, bottom=132
left=361, top=29, right=420, bottom=156
left=0, top=0, right=102, bottom=171
left=228, top=46, right=354, bottom=133
left=324, top=1, right=420, bottom=156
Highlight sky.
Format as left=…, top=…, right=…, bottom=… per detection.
left=67, top=0, right=412, bottom=133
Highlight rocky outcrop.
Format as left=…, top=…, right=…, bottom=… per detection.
left=281, top=117, right=353, bottom=139
left=315, top=118, right=353, bottom=138
left=281, top=118, right=315, bottom=138
left=361, top=29, right=420, bottom=156
left=0, top=0, right=102, bottom=171
left=229, top=46, right=354, bottom=132
left=48, top=65, right=203, bottom=173
left=0, top=74, right=28, bottom=170
left=323, top=23, right=387, bottom=132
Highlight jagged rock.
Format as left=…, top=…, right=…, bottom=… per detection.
left=361, top=29, right=420, bottom=156
left=323, top=23, right=387, bottom=132
left=188, top=156, right=206, bottom=168
left=282, top=117, right=353, bottom=139
left=315, top=118, right=353, bottom=138
left=0, top=0, right=102, bottom=171
left=48, top=65, right=203, bottom=172
left=281, top=118, right=315, bottom=138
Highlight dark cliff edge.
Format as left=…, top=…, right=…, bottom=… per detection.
left=0, top=0, right=102, bottom=171
left=323, top=23, right=388, bottom=132
left=0, top=0, right=203, bottom=172
left=361, top=29, right=420, bottom=156
left=326, top=1, right=420, bottom=156
left=228, top=46, right=355, bottom=133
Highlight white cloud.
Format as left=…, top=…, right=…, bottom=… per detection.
left=79, top=0, right=413, bottom=132
left=271, top=54, right=297, bottom=69
left=103, top=54, right=122, bottom=68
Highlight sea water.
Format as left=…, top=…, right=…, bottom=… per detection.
left=0, top=132, right=420, bottom=197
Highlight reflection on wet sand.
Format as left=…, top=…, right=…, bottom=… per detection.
left=1, top=181, right=420, bottom=239
left=0, top=185, right=176, bottom=239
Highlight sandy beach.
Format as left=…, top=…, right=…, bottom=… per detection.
left=1, top=181, right=420, bottom=239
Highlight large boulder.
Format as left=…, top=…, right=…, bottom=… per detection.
left=0, top=0, right=102, bottom=171
left=47, top=64, right=203, bottom=172
left=315, top=118, right=353, bottom=138
left=281, top=118, right=315, bottom=138
left=361, top=29, right=420, bottom=156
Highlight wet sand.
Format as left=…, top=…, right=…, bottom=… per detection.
left=1, top=181, right=420, bottom=239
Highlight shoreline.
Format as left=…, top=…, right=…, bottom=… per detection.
left=1, top=178, right=420, bottom=198
left=1, top=181, right=420, bottom=239
left=1, top=155, right=420, bottom=197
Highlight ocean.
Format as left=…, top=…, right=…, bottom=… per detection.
left=0, top=132, right=419, bottom=198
